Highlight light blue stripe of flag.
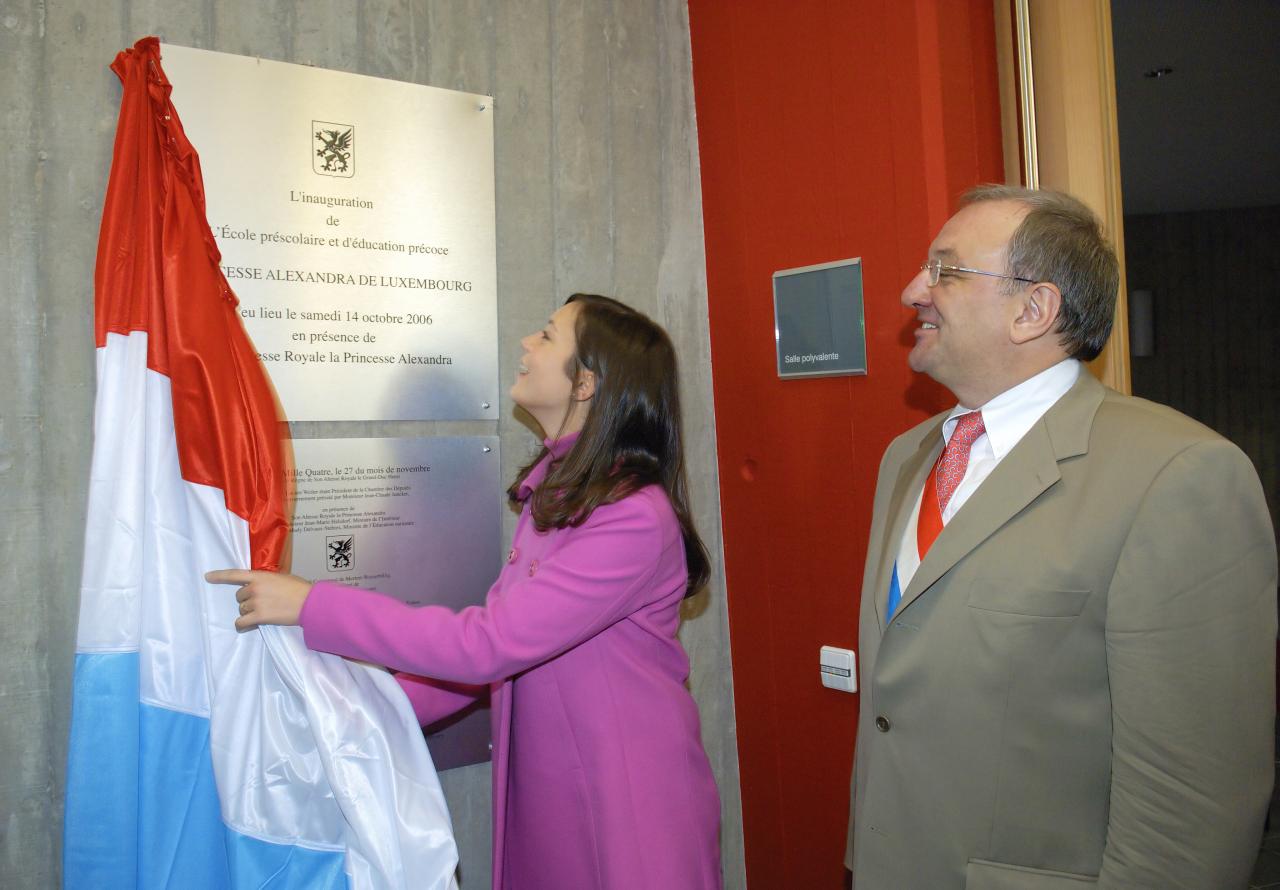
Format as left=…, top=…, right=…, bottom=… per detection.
left=64, top=652, right=348, bottom=890
left=886, top=560, right=903, bottom=620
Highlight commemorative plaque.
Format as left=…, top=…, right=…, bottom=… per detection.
left=162, top=44, right=498, bottom=421
left=288, top=436, right=502, bottom=768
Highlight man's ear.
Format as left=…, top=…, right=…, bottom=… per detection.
left=573, top=368, right=597, bottom=402
left=1010, top=282, right=1063, bottom=345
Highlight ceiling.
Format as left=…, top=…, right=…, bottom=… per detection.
left=1110, top=0, right=1280, bottom=215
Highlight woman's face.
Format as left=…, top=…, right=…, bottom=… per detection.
left=511, top=301, right=588, bottom=436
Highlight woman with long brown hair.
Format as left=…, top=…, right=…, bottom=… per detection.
left=209, top=294, right=723, bottom=889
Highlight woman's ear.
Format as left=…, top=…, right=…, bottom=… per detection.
left=573, top=369, right=597, bottom=402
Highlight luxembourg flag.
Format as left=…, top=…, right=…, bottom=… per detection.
left=63, top=37, right=458, bottom=889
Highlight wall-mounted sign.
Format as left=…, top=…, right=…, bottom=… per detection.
left=287, top=436, right=502, bottom=769
left=773, top=257, right=867, bottom=379
left=162, top=44, right=498, bottom=421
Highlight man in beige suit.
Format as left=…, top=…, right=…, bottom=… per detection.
left=845, top=185, right=1277, bottom=889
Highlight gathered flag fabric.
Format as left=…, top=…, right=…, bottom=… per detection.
left=64, top=36, right=458, bottom=889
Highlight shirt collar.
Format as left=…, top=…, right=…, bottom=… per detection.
left=943, top=359, right=1081, bottom=459
left=516, top=430, right=582, bottom=499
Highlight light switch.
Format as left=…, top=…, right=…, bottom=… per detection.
left=820, top=645, right=856, bottom=693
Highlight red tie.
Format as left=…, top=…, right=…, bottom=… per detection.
left=916, top=411, right=986, bottom=557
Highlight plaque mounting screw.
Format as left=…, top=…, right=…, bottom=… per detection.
left=481, top=402, right=491, bottom=410
left=482, top=446, right=492, bottom=453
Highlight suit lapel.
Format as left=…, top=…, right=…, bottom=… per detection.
left=893, top=372, right=1106, bottom=616
left=872, top=418, right=945, bottom=632
left=897, top=423, right=1060, bottom=610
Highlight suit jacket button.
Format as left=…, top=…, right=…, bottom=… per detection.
left=874, top=715, right=891, bottom=733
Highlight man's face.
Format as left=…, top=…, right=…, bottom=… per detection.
left=901, top=200, right=1028, bottom=400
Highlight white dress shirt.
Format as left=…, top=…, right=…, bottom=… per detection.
left=892, top=359, right=1081, bottom=595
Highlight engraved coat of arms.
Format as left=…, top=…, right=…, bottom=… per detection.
left=312, top=121, right=354, bottom=177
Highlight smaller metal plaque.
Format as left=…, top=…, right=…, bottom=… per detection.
left=773, top=257, right=867, bottom=378
left=287, top=436, right=501, bottom=770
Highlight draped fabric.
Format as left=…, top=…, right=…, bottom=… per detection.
left=64, top=36, right=458, bottom=889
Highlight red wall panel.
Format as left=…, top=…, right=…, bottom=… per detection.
left=688, top=2, right=1004, bottom=886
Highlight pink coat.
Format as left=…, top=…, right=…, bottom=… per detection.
left=299, top=436, right=723, bottom=889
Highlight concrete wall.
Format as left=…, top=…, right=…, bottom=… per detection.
left=0, top=2, right=743, bottom=887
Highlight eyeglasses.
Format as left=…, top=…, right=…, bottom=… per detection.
left=921, top=259, right=1036, bottom=288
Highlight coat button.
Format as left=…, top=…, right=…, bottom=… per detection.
left=507, top=547, right=518, bottom=563
left=528, top=559, right=539, bottom=576
left=874, top=715, right=891, bottom=733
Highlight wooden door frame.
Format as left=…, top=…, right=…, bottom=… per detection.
left=994, top=0, right=1131, bottom=394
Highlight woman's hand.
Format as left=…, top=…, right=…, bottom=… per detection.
left=205, top=569, right=313, bottom=631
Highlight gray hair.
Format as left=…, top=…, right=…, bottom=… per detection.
left=961, top=184, right=1119, bottom=361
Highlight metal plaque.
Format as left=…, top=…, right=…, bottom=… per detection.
left=161, top=44, right=498, bottom=421
left=773, top=257, right=868, bottom=378
left=287, top=436, right=502, bottom=769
